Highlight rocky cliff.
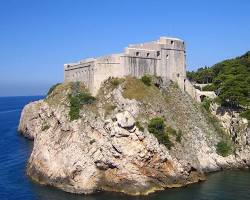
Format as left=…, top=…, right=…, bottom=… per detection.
left=18, top=77, right=250, bottom=195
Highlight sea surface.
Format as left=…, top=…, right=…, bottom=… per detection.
left=0, top=96, right=250, bottom=200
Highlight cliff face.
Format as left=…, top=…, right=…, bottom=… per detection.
left=18, top=77, right=250, bottom=195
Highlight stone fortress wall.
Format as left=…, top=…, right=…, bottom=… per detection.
left=64, top=36, right=213, bottom=101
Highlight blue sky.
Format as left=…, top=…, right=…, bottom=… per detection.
left=0, top=0, right=250, bottom=96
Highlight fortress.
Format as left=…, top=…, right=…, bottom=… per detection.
left=64, top=36, right=214, bottom=101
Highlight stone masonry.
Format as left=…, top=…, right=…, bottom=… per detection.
left=64, top=37, right=186, bottom=93
left=64, top=36, right=210, bottom=101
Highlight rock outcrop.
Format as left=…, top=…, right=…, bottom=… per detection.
left=18, top=78, right=250, bottom=195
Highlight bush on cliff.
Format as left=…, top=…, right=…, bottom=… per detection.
left=148, top=117, right=173, bottom=149
left=240, top=110, right=250, bottom=121
left=216, top=140, right=233, bottom=157
left=68, top=82, right=96, bottom=121
left=141, top=75, right=152, bottom=86
left=47, top=83, right=61, bottom=96
left=202, top=97, right=212, bottom=112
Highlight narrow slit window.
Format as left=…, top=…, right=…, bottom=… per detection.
left=157, top=51, right=160, bottom=57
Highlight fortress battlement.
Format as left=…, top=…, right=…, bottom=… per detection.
left=64, top=37, right=188, bottom=95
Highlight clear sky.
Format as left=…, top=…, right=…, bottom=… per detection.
left=0, top=0, right=250, bottom=96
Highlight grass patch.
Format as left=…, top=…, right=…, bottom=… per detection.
left=122, top=77, right=162, bottom=102
left=148, top=117, right=173, bottom=150
left=216, top=140, right=233, bottom=157
left=45, top=82, right=73, bottom=106
left=166, top=126, right=182, bottom=143
left=103, top=103, right=116, bottom=116
left=47, top=83, right=61, bottom=96
left=135, top=121, right=144, bottom=132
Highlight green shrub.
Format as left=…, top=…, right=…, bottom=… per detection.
left=202, top=97, right=212, bottom=112
left=69, top=95, right=80, bottom=121
left=141, top=75, right=152, bottom=86
left=148, top=117, right=173, bottom=149
left=135, top=121, right=144, bottom=132
left=47, top=83, right=61, bottom=96
left=240, top=110, right=250, bottom=121
left=216, top=140, right=232, bottom=157
left=158, top=133, right=173, bottom=150
left=148, top=117, right=165, bottom=135
left=68, top=91, right=96, bottom=121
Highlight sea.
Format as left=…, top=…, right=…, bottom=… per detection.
left=0, top=96, right=250, bottom=200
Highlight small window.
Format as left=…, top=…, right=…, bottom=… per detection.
left=146, top=53, right=150, bottom=57
left=171, top=40, right=174, bottom=45
left=136, top=52, right=140, bottom=56
left=166, top=54, right=169, bottom=59
left=157, top=51, right=160, bottom=57
left=177, top=73, right=180, bottom=77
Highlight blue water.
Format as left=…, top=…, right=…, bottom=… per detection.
left=0, top=96, right=250, bottom=200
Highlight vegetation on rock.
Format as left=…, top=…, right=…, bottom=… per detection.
left=148, top=117, right=173, bottom=149
left=68, top=82, right=96, bottom=121
left=187, top=51, right=250, bottom=110
left=135, top=121, right=144, bottom=132
left=240, top=110, right=250, bottom=121
left=141, top=75, right=152, bottom=86
left=47, top=83, right=61, bottom=96
left=216, top=140, right=233, bottom=157
left=122, top=77, right=163, bottom=102
left=41, top=124, right=50, bottom=131
left=202, top=97, right=212, bottom=112
left=110, top=77, right=125, bottom=87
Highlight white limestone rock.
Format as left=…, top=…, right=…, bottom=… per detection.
left=116, top=111, right=135, bottom=129
left=18, top=82, right=250, bottom=196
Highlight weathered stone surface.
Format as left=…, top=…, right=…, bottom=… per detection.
left=64, top=37, right=187, bottom=95
left=116, top=111, right=135, bottom=129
